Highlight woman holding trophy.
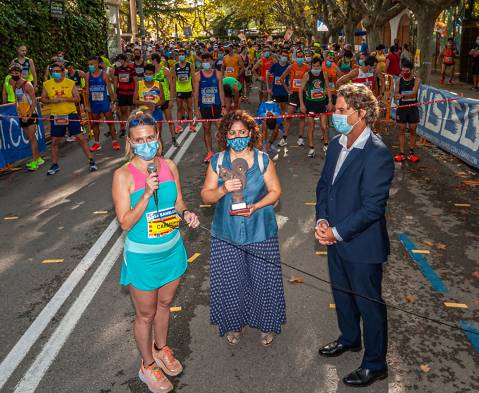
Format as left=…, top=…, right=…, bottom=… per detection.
left=201, top=110, right=286, bottom=347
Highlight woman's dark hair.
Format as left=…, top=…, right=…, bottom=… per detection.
left=401, top=59, right=414, bottom=69
left=312, top=55, right=322, bottom=65
left=365, top=56, right=378, bottom=67
left=217, top=110, right=262, bottom=151
left=144, top=63, right=155, bottom=73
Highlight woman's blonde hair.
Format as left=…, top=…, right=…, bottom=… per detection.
left=124, top=109, right=163, bottom=161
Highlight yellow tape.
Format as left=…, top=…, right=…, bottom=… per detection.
left=170, top=306, right=182, bottom=312
left=454, top=203, right=471, bottom=207
left=4, top=216, right=19, bottom=220
left=187, top=253, right=201, bottom=263
left=444, top=302, right=468, bottom=309
left=315, top=251, right=327, bottom=256
left=93, top=210, right=108, bottom=214
left=42, top=259, right=64, bottom=264
left=304, top=202, right=316, bottom=206
left=412, top=249, right=430, bottom=254
left=329, top=304, right=336, bottom=309
left=199, top=204, right=212, bottom=208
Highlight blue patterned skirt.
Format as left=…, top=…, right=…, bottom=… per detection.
left=210, top=236, right=287, bottom=336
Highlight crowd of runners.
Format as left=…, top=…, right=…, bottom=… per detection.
left=3, top=37, right=422, bottom=174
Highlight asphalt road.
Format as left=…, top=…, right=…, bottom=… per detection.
left=0, top=91, right=478, bottom=393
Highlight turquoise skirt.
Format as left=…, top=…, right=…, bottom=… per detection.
left=120, top=231, right=187, bottom=291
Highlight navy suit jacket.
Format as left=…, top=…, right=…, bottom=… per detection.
left=316, top=132, right=394, bottom=264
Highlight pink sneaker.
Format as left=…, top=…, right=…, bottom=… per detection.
left=112, top=141, right=121, bottom=151
left=138, top=361, right=173, bottom=393
left=152, top=344, right=183, bottom=376
left=175, top=125, right=183, bottom=134
left=189, top=124, right=196, bottom=132
left=89, top=143, right=102, bottom=152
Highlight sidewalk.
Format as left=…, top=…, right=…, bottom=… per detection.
left=428, top=70, right=479, bottom=100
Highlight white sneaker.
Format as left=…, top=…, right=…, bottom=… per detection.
left=307, top=148, right=316, bottom=158
left=323, top=144, right=328, bottom=153
left=297, top=137, right=305, bottom=146
left=278, top=137, right=287, bottom=147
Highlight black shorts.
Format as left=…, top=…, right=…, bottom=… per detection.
left=161, top=100, right=169, bottom=111
left=273, top=95, right=288, bottom=103
left=472, top=62, right=479, bottom=75
left=177, top=91, right=192, bottom=99
left=305, top=99, right=328, bottom=115
left=288, top=92, right=301, bottom=107
left=330, top=95, right=337, bottom=106
left=20, top=113, right=38, bottom=128
left=396, top=106, right=419, bottom=124
left=118, top=94, right=133, bottom=107
left=200, top=106, right=222, bottom=120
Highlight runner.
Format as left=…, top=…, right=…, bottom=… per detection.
left=252, top=45, right=274, bottom=102
left=222, top=45, right=244, bottom=80
left=12, top=45, right=37, bottom=90
left=85, top=55, right=120, bottom=152
left=134, top=64, right=165, bottom=125
left=193, top=52, right=225, bottom=163
left=336, top=55, right=383, bottom=96
left=267, top=48, right=290, bottom=113
left=393, top=60, right=421, bottom=163
left=299, top=56, right=333, bottom=157
left=114, top=53, right=137, bottom=138
left=9, top=63, right=43, bottom=171
left=152, top=53, right=178, bottom=147
left=133, top=47, right=146, bottom=80
left=222, top=76, right=242, bottom=112
left=278, top=49, right=309, bottom=147
left=321, top=50, right=342, bottom=107
left=172, top=49, right=195, bottom=133
left=255, top=100, right=283, bottom=159
left=440, top=37, right=458, bottom=85
left=40, top=63, right=97, bottom=175
left=214, top=46, right=225, bottom=72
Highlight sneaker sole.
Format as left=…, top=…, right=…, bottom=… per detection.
left=138, top=370, right=173, bottom=393
left=154, top=356, right=183, bottom=377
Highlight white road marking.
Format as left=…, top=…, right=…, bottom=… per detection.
left=275, top=214, right=289, bottom=230
left=7, top=121, right=201, bottom=392
left=0, top=219, right=119, bottom=390
left=13, top=235, right=125, bottom=393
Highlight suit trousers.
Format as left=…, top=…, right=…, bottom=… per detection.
left=327, top=246, right=388, bottom=370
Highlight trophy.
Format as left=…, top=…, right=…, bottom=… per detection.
left=219, top=158, right=250, bottom=215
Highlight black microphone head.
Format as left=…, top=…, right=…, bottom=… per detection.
left=147, top=163, right=156, bottom=174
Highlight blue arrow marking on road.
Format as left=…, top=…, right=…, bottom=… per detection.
left=458, top=321, right=479, bottom=352
left=398, top=233, right=448, bottom=293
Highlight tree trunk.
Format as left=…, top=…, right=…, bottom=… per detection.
left=366, top=23, right=384, bottom=51
left=344, top=21, right=355, bottom=45
left=415, top=11, right=437, bottom=84
left=331, top=29, right=340, bottom=43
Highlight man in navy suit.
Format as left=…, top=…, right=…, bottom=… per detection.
left=315, top=83, right=394, bottom=387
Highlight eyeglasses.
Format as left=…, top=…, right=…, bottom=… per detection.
left=128, top=117, right=157, bottom=128
left=227, top=128, right=249, bottom=138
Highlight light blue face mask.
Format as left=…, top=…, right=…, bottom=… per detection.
left=358, top=59, right=366, bottom=66
left=226, top=136, right=251, bottom=152
left=52, top=72, right=62, bottom=80
left=179, top=55, right=186, bottom=62
left=144, top=75, right=154, bottom=82
left=133, top=141, right=159, bottom=160
left=331, top=113, right=360, bottom=135
left=280, top=56, right=288, bottom=63
left=202, top=62, right=211, bottom=70
left=296, top=58, right=305, bottom=66
left=88, top=65, right=95, bottom=72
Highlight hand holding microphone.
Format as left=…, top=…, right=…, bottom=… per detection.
left=146, top=163, right=159, bottom=208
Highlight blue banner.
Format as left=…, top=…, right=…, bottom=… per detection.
left=391, top=82, right=479, bottom=169
left=0, top=103, right=46, bottom=167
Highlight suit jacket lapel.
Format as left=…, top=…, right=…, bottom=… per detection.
left=333, top=135, right=372, bottom=185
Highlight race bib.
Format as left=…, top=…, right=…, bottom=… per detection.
left=274, top=76, right=282, bottom=85
left=146, top=207, right=180, bottom=238
left=178, top=74, right=188, bottom=82
left=54, top=115, right=69, bottom=125
left=444, top=56, right=453, bottom=64
left=119, top=73, right=130, bottom=83
left=202, top=94, right=215, bottom=105
left=91, top=91, right=104, bottom=101
left=328, top=81, right=335, bottom=90
left=245, top=69, right=252, bottom=76
left=143, top=93, right=156, bottom=101
left=292, top=79, right=302, bottom=89
left=226, top=67, right=234, bottom=74
left=311, top=88, right=324, bottom=99
left=21, top=69, right=29, bottom=78
left=135, top=67, right=144, bottom=75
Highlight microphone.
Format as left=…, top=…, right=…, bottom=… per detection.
left=146, top=163, right=158, bottom=209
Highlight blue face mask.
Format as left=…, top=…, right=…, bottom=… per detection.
left=358, top=59, right=365, bottom=66
left=218, top=53, right=224, bottom=59
left=280, top=56, right=288, bottom=63
left=296, top=58, right=304, bottom=65
left=179, top=55, right=186, bottom=62
left=144, top=75, right=153, bottom=82
left=133, top=141, right=159, bottom=160
left=326, top=60, right=332, bottom=68
left=52, top=72, right=62, bottom=80
left=202, top=62, right=211, bottom=70
left=88, top=65, right=95, bottom=72
left=264, top=51, right=270, bottom=58
left=227, top=136, right=251, bottom=152
left=332, top=113, right=359, bottom=135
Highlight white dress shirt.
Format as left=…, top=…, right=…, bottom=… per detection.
left=320, top=126, right=372, bottom=242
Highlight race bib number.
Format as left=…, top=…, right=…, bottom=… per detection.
left=119, top=73, right=130, bottom=83
left=292, top=79, right=302, bottom=89
left=226, top=67, right=234, bottom=74
left=91, top=91, right=104, bottom=101
left=54, top=115, right=69, bottom=125
left=274, top=76, right=283, bottom=85
left=444, top=57, right=453, bottom=64
left=146, top=207, right=180, bottom=239
left=328, top=81, right=335, bottom=90
left=245, top=69, right=252, bottom=76
left=178, top=74, right=188, bottom=82
left=21, top=69, right=29, bottom=78
left=135, top=67, right=144, bottom=75
left=202, top=94, right=215, bottom=105
left=311, top=88, right=324, bottom=99
left=143, top=93, right=156, bottom=101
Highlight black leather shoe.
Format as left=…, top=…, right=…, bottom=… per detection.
left=342, top=367, right=388, bottom=387
left=318, top=341, right=362, bottom=357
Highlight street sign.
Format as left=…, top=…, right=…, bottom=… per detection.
left=316, top=20, right=328, bottom=32
left=50, top=0, right=65, bottom=19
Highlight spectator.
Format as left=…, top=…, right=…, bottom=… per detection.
left=374, top=45, right=387, bottom=74
left=469, top=37, right=479, bottom=90
left=400, top=43, right=412, bottom=65
left=360, top=38, right=369, bottom=54
left=386, top=45, right=401, bottom=76
left=440, top=37, right=458, bottom=84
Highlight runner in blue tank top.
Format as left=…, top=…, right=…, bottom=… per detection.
left=193, top=52, right=225, bottom=163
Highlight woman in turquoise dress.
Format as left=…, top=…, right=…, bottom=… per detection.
left=112, top=110, right=199, bottom=393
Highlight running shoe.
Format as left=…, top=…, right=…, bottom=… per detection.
left=65, top=135, right=77, bottom=142
left=297, top=137, right=305, bottom=146
left=175, top=125, right=183, bottom=134
left=172, top=137, right=179, bottom=148
left=89, top=143, right=102, bottom=152
left=439, top=79, right=445, bottom=85
left=323, top=144, right=328, bottom=153
left=203, top=151, right=214, bottom=163
left=407, top=153, right=420, bottom=163
left=36, top=157, right=45, bottom=166
left=394, top=153, right=406, bottom=162
left=152, top=344, right=183, bottom=377
left=26, top=160, right=39, bottom=171
left=189, top=124, right=196, bottom=132
left=307, top=148, right=316, bottom=158
left=448, top=80, right=454, bottom=85
left=278, top=137, right=288, bottom=147
left=112, top=141, right=121, bottom=151
left=89, top=159, right=98, bottom=172
left=138, top=361, right=173, bottom=393
left=47, top=163, right=60, bottom=176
